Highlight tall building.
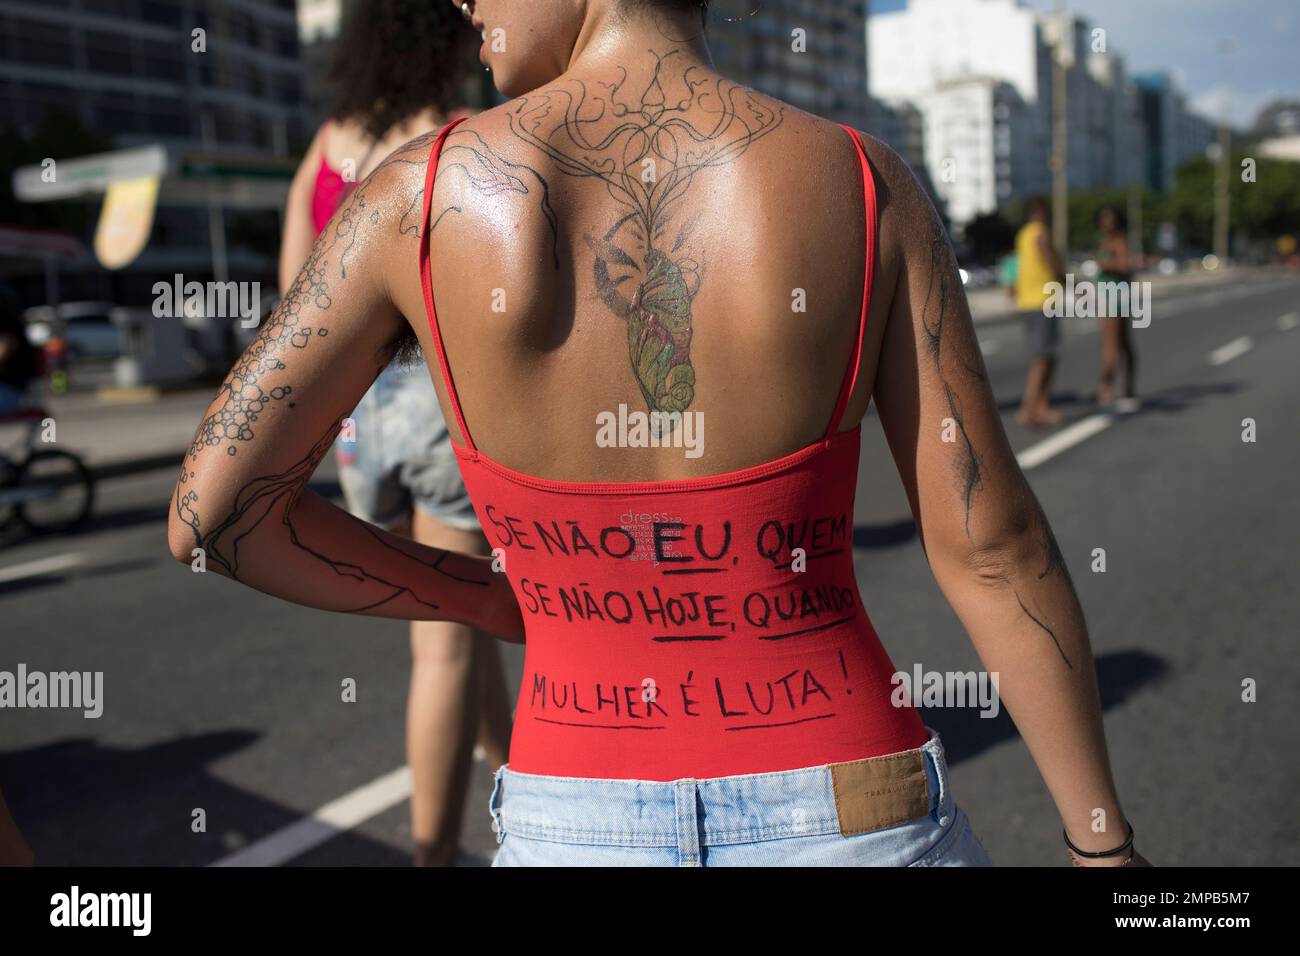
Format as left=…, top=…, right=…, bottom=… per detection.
left=870, top=0, right=1051, bottom=230
left=0, top=0, right=306, bottom=154
left=1084, top=48, right=1148, bottom=191
left=296, top=0, right=345, bottom=129
left=709, top=0, right=872, bottom=131
left=1134, top=72, right=1216, bottom=193
left=870, top=0, right=1160, bottom=230
left=1249, top=99, right=1300, bottom=140
left=0, top=1, right=307, bottom=306
left=913, top=77, right=1047, bottom=228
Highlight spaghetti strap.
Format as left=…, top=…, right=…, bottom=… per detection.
left=824, top=123, right=879, bottom=439
left=418, top=115, right=476, bottom=450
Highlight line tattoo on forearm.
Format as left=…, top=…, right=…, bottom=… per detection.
left=1014, top=591, right=1073, bottom=669
left=177, top=427, right=489, bottom=610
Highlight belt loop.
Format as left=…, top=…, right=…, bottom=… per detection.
left=922, top=728, right=950, bottom=826
left=674, top=780, right=701, bottom=867
left=488, top=764, right=506, bottom=844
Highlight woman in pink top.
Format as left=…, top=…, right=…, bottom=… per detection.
left=278, top=0, right=509, bottom=867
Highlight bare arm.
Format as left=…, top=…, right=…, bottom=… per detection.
left=866, top=139, right=1138, bottom=863
left=170, top=134, right=523, bottom=642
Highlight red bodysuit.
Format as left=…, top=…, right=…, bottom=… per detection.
left=418, top=117, right=928, bottom=781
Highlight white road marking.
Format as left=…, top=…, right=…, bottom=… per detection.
left=1278, top=313, right=1298, bottom=331
left=1207, top=336, right=1254, bottom=366
left=210, top=765, right=412, bottom=867
left=1016, top=414, right=1114, bottom=471
left=0, top=552, right=87, bottom=584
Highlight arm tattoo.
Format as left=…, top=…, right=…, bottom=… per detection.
left=921, top=230, right=955, bottom=372
left=942, top=380, right=983, bottom=537
left=185, top=239, right=332, bottom=463
left=183, top=132, right=439, bottom=467
left=1014, top=591, right=1073, bottom=669
left=177, top=426, right=489, bottom=607
left=917, top=201, right=1075, bottom=668
left=433, top=129, right=561, bottom=269
left=923, top=209, right=984, bottom=537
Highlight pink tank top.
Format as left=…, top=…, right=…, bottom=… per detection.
left=310, top=121, right=352, bottom=237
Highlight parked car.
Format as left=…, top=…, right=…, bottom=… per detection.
left=23, top=302, right=122, bottom=359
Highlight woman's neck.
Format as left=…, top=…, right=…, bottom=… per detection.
left=565, top=5, right=713, bottom=76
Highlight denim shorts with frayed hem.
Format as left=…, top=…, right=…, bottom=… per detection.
left=486, top=726, right=992, bottom=866
left=334, top=358, right=480, bottom=532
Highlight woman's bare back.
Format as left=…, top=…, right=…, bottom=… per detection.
left=393, top=49, right=888, bottom=482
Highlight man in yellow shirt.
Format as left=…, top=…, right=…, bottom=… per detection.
left=1014, top=197, right=1065, bottom=426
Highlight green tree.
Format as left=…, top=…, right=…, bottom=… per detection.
left=1163, top=151, right=1300, bottom=249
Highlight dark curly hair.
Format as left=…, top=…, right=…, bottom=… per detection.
left=327, top=0, right=480, bottom=141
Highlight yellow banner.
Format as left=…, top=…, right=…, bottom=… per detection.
left=94, top=176, right=159, bottom=269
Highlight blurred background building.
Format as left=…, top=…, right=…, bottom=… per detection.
left=868, top=0, right=1210, bottom=235
left=710, top=0, right=872, bottom=130
left=0, top=0, right=307, bottom=309
left=1134, top=71, right=1216, bottom=194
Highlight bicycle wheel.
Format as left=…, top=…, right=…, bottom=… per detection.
left=15, top=450, right=95, bottom=533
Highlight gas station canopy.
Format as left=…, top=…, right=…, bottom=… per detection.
left=12, top=144, right=295, bottom=210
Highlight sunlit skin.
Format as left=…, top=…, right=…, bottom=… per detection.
left=170, top=0, right=1146, bottom=864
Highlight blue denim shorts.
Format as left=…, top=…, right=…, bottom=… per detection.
left=334, top=358, right=480, bottom=531
left=486, top=726, right=992, bottom=866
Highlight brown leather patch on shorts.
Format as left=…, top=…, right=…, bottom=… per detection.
left=829, top=750, right=930, bottom=836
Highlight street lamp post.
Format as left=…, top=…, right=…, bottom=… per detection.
left=1213, top=39, right=1233, bottom=264
left=1051, top=0, right=1071, bottom=260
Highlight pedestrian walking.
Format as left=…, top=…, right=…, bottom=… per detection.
left=1014, top=197, right=1066, bottom=427
left=1095, top=205, right=1140, bottom=412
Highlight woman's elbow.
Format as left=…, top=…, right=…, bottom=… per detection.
left=165, top=483, right=202, bottom=564
left=925, top=510, right=1038, bottom=589
left=167, top=512, right=196, bottom=565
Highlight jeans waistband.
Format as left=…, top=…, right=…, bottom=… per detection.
left=488, top=726, right=951, bottom=848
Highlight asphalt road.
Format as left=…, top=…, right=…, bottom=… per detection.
left=2, top=270, right=1297, bottom=866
